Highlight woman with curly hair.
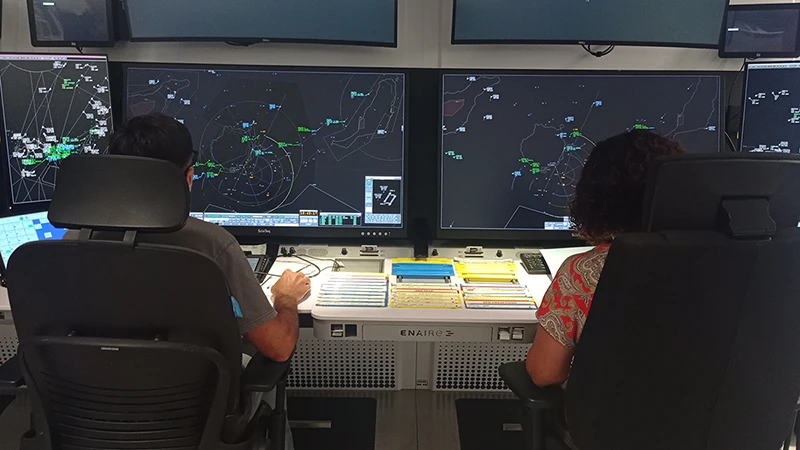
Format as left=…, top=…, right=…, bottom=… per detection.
left=526, top=130, right=685, bottom=386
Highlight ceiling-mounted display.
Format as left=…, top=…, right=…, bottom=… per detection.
left=452, top=0, right=729, bottom=48
left=124, top=0, right=397, bottom=47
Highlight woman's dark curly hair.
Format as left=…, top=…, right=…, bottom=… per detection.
left=570, top=130, right=686, bottom=244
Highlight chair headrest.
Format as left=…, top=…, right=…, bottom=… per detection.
left=643, top=153, right=800, bottom=237
left=49, top=155, right=190, bottom=232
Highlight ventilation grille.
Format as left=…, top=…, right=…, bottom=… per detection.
left=434, top=342, right=530, bottom=391
left=0, top=325, right=18, bottom=364
left=289, top=339, right=397, bottom=390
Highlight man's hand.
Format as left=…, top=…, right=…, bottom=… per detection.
left=271, top=269, right=311, bottom=307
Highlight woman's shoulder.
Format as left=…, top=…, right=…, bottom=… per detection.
left=556, top=245, right=610, bottom=289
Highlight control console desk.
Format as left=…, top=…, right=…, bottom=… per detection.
left=261, top=245, right=592, bottom=344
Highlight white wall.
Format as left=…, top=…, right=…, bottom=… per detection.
left=0, top=0, right=789, bottom=71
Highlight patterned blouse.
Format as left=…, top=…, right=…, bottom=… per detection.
left=536, top=245, right=611, bottom=349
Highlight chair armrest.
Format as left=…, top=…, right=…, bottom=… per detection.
left=0, top=355, right=24, bottom=391
left=242, top=353, right=292, bottom=393
left=499, top=361, right=564, bottom=410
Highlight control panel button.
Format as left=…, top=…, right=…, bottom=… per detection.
left=511, top=328, right=524, bottom=341
left=498, top=327, right=511, bottom=341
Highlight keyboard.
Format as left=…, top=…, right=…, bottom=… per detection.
left=519, top=253, right=550, bottom=275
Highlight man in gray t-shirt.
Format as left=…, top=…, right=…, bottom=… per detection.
left=71, top=113, right=309, bottom=363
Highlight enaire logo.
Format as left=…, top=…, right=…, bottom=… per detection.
left=400, top=329, right=454, bottom=338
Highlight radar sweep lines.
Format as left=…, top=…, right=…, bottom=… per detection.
left=0, top=56, right=112, bottom=205
left=441, top=73, right=721, bottom=231
left=125, top=67, right=405, bottom=223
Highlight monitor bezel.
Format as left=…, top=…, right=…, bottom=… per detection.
left=450, top=0, right=729, bottom=49
left=718, top=3, right=800, bottom=59
left=27, top=0, right=115, bottom=48
left=0, top=53, right=113, bottom=216
left=436, top=68, right=727, bottom=242
left=739, top=61, right=800, bottom=153
left=121, top=62, right=410, bottom=240
left=122, top=0, right=399, bottom=48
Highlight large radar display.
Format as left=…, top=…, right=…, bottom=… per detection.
left=0, top=54, right=112, bottom=205
left=441, top=73, right=721, bottom=231
left=125, top=66, right=405, bottom=230
left=741, top=62, right=800, bottom=154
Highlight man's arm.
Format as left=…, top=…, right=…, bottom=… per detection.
left=244, top=292, right=300, bottom=362
left=218, top=239, right=307, bottom=361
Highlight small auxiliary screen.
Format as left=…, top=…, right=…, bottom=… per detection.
left=124, top=64, right=406, bottom=238
left=28, top=0, right=114, bottom=47
left=720, top=4, right=800, bottom=58
left=0, top=211, right=67, bottom=266
left=440, top=72, right=722, bottom=235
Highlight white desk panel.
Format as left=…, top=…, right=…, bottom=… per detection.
left=310, top=260, right=551, bottom=324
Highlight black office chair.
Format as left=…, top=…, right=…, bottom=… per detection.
left=0, top=155, right=290, bottom=450
left=501, top=153, right=800, bottom=450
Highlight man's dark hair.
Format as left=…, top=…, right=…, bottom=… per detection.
left=570, top=130, right=686, bottom=244
left=109, top=113, right=195, bottom=172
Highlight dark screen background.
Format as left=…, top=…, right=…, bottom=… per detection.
left=724, top=8, right=800, bottom=55
left=125, top=66, right=405, bottom=225
left=741, top=64, right=800, bottom=154
left=31, top=0, right=111, bottom=43
left=453, top=0, right=727, bottom=46
left=126, top=0, right=396, bottom=45
left=441, top=73, right=722, bottom=231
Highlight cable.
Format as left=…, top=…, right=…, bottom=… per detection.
left=727, top=59, right=747, bottom=122
left=291, top=254, right=322, bottom=277
left=293, top=253, right=344, bottom=270
left=724, top=132, right=738, bottom=152
left=581, top=44, right=615, bottom=58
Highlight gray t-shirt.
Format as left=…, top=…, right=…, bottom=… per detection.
left=65, top=217, right=277, bottom=333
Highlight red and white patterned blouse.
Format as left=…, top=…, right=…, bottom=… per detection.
left=536, top=244, right=611, bottom=349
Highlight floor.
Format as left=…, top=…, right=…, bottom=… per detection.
left=0, top=390, right=797, bottom=450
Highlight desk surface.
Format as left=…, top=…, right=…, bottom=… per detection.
left=263, top=257, right=553, bottom=324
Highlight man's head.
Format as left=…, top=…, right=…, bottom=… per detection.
left=109, top=113, right=196, bottom=188
left=570, top=130, right=686, bottom=244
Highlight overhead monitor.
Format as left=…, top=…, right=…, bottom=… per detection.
left=740, top=62, right=800, bottom=155
left=0, top=211, right=67, bottom=267
left=452, top=0, right=729, bottom=48
left=0, top=54, right=113, bottom=211
left=28, top=0, right=114, bottom=47
left=123, top=64, right=407, bottom=239
left=124, top=0, right=398, bottom=47
left=439, top=71, right=723, bottom=240
left=720, top=4, right=800, bottom=58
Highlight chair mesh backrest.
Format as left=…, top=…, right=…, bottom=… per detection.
left=7, top=239, right=244, bottom=450
left=25, top=344, right=220, bottom=450
left=566, top=230, right=800, bottom=450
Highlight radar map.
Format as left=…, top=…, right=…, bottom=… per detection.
left=125, top=66, right=405, bottom=229
left=0, top=54, right=112, bottom=206
left=741, top=62, right=800, bottom=154
left=441, top=73, right=721, bottom=231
